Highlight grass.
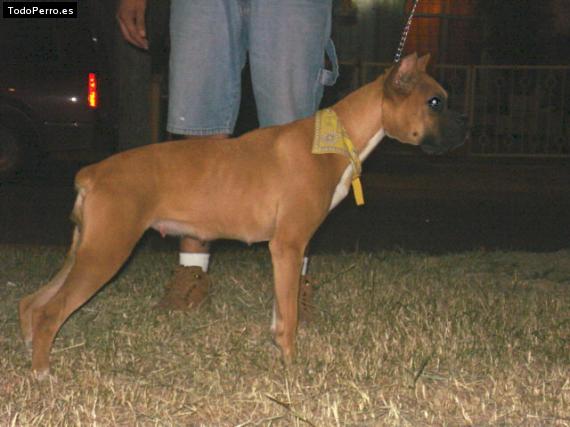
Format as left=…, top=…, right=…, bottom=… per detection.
left=1, top=243, right=569, bottom=426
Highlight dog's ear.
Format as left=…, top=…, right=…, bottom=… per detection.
left=385, top=52, right=419, bottom=96
left=417, top=53, right=431, bottom=72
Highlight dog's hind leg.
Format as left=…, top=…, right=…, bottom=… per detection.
left=19, top=227, right=81, bottom=350
left=27, top=193, right=147, bottom=378
left=19, top=189, right=87, bottom=349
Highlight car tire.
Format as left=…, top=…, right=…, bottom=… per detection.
left=0, top=125, right=26, bottom=180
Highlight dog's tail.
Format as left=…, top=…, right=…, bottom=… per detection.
left=71, top=165, right=97, bottom=226
left=74, top=164, right=96, bottom=194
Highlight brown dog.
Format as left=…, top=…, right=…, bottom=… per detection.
left=19, top=53, right=466, bottom=378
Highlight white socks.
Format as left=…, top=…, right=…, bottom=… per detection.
left=179, top=253, right=210, bottom=272
left=301, top=256, right=309, bottom=275
left=179, top=253, right=308, bottom=275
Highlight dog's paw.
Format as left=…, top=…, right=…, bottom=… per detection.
left=33, top=368, right=52, bottom=382
left=22, top=339, right=32, bottom=355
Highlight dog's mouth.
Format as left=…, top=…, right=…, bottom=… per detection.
left=420, top=134, right=467, bottom=155
left=420, top=135, right=448, bottom=155
left=421, top=136, right=468, bottom=155
left=420, top=112, right=468, bottom=155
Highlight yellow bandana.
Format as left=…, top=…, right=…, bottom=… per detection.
left=312, top=108, right=365, bottom=206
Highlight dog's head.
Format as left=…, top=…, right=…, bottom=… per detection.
left=381, top=53, right=467, bottom=155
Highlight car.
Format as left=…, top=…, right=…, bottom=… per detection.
left=0, top=2, right=115, bottom=179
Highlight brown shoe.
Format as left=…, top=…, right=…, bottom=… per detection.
left=298, top=274, right=314, bottom=323
left=156, top=266, right=211, bottom=310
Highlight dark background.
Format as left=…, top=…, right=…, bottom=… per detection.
left=1, top=0, right=569, bottom=255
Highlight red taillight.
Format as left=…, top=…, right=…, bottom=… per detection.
left=88, top=73, right=98, bottom=109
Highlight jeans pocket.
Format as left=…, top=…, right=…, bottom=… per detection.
left=319, top=38, right=339, bottom=86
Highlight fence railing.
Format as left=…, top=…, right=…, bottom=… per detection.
left=338, top=62, right=570, bottom=158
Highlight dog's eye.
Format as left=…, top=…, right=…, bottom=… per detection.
left=428, top=97, right=443, bottom=112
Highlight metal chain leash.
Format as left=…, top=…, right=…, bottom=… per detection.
left=394, top=0, right=421, bottom=63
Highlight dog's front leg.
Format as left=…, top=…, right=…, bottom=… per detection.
left=269, top=238, right=306, bottom=365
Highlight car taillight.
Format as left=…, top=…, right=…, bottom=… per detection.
left=88, top=73, right=98, bottom=109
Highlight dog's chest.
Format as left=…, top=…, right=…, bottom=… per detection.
left=328, top=128, right=385, bottom=211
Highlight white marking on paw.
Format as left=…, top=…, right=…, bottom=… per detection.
left=270, top=301, right=277, bottom=334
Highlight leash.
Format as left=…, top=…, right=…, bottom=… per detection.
left=394, top=0, right=421, bottom=63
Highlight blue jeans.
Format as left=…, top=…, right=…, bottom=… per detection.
left=167, top=0, right=338, bottom=136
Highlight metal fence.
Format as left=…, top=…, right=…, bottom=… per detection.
left=339, top=62, right=570, bottom=158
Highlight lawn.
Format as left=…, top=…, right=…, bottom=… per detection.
left=1, top=244, right=568, bottom=426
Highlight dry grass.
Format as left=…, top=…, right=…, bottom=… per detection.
left=1, top=244, right=569, bottom=426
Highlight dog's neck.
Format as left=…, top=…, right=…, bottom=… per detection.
left=326, top=77, right=387, bottom=211
left=331, top=77, right=386, bottom=160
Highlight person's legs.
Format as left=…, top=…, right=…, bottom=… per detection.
left=168, top=0, right=246, bottom=136
left=161, top=0, right=247, bottom=309
left=176, top=134, right=225, bottom=278
left=175, top=133, right=224, bottom=277
left=158, top=135, right=226, bottom=310
left=248, top=0, right=337, bottom=321
left=248, top=0, right=336, bottom=127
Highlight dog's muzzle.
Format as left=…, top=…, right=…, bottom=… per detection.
left=421, top=111, right=468, bottom=155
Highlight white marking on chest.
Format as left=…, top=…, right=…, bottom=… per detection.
left=328, top=128, right=385, bottom=211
